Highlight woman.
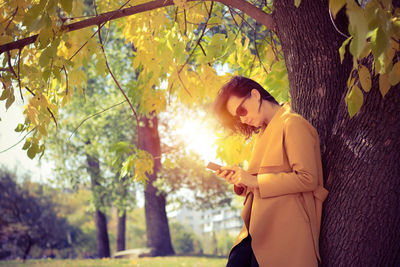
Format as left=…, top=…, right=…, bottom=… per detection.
left=213, top=76, right=328, bottom=267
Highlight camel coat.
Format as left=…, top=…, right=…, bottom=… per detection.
left=230, top=103, right=328, bottom=267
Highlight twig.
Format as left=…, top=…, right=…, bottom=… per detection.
left=228, top=8, right=255, bottom=31
left=7, top=51, right=17, bottom=78
left=169, top=1, right=214, bottom=99
left=47, top=107, right=58, bottom=128
left=62, top=66, right=69, bottom=95
left=4, top=7, right=18, bottom=32
left=228, top=7, right=239, bottom=27
left=176, top=66, right=192, bottom=98
left=97, top=24, right=140, bottom=146
left=69, top=100, right=126, bottom=140
left=178, top=1, right=214, bottom=74
left=17, top=48, right=23, bottom=101
left=68, top=0, right=131, bottom=62
left=184, top=9, right=187, bottom=36
left=253, top=28, right=269, bottom=74
left=0, top=128, right=36, bottom=154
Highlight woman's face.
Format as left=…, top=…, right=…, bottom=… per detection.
left=226, top=89, right=264, bottom=128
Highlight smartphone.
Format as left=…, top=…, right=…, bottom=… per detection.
left=206, top=162, right=222, bottom=171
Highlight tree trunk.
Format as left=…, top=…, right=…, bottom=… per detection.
left=138, top=114, right=175, bottom=256
left=94, top=209, right=111, bottom=258
left=86, top=149, right=111, bottom=258
left=21, top=236, right=32, bottom=262
left=116, top=209, right=126, bottom=251
left=273, top=0, right=400, bottom=266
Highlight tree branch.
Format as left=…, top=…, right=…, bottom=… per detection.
left=0, top=0, right=275, bottom=54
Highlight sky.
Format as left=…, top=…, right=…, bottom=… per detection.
left=0, top=97, right=52, bottom=183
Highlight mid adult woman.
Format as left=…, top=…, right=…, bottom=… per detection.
left=213, top=76, right=328, bottom=267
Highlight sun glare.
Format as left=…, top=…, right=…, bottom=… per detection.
left=175, top=116, right=219, bottom=163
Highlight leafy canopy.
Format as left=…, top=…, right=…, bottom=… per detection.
left=0, top=0, right=399, bottom=172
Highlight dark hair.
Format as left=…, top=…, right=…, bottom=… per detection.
left=213, top=76, right=279, bottom=138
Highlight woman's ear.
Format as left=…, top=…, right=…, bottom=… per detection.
left=251, top=89, right=261, bottom=100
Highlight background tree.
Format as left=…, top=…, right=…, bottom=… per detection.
left=44, top=32, right=138, bottom=257
left=1, top=0, right=399, bottom=265
left=0, top=169, right=79, bottom=260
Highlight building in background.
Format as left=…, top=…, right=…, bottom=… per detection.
left=167, top=205, right=243, bottom=236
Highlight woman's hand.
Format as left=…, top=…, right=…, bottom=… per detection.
left=215, top=166, right=258, bottom=188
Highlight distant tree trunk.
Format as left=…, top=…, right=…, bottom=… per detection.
left=94, top=209, right=111, bottom=258
left=21, top=236, right=32, bottom=261
left=86, top=148, right=111, bottom=258
left=116, top=209, right=126, bottom=251
left=138, top=114, right=175, bottom=256
left=273, top=0, right=400, bottom=266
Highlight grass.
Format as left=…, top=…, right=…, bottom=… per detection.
left=0, top=256, right=227, bottom=267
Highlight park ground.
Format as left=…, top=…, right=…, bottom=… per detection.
left=0, top=256, right=226, bottom=267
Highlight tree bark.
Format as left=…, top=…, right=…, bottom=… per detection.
left=94, top=209, right=111, bottom=258
left=273, top=0, right=400, bottom=266
left=138, top=115, right=175, bottom=256
left=86, top=149, right=111, bottom=258
left=116, top=209, right=126, bottom=251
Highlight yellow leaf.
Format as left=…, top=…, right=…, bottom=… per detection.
left=347, top=2, right=368, bottom=59
left=60, top=0, right=73, bottom=14
left=346, top=85, right=363, bottom=118
left=0, top=35, right=14, bottom=45
left=329, top=0, right=346, bottom=18
left=38, top=26, right=53, bottom=49
left=339, top=37, right=351, bottom=63
left=6, top=93, right=15, bottom=110
left=389, top=61, right=400, bottom=86
left=379, top=73, right=391, bottom=97
left=358, top=64, right=371, bottom=92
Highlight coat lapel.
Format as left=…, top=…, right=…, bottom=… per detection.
left=248, top=104, right=289, bottom=175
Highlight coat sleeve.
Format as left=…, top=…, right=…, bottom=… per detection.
left=257, top=116, right=319, bottom=198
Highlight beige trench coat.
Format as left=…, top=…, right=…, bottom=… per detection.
left=231, top=103, right=328, bottom=267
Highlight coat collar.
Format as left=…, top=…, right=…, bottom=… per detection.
left=247, top=103, right=290, bottom=175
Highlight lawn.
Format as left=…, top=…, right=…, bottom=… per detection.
left=0, top=256, right=227, bottom=267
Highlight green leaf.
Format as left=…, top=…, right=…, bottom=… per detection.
left=38, top=27, right=53, bottom=49
left=329, top=0, right=346, bottom=18
left=27, top=145, right=37, bottom=159
left=39, top=47, right=53, bottom=67
left=347, top=2, right=368, bottom=58
left=0, top=88, right=10, bottom=100
left=358, top=64, right=372, bottom=92
left=207, top=17, right=221, bottom=25
left=389, top=61, right=400, bottom=86
left=346, top=85, right=363, bottom=118
left=42, top=69, right=52, bottom=81
left=46, top=0, right=57, bottom=13
left=14, top=124, right=24, bottom=132
left=29, top=15, right=46, bottom=32
left=5, top=94, right=15, bottom=110
left=379, top=73, right=391, bottom=97
left=371, top=28, right=388, bottom=61
left=294, top=0, right=301, bottom=8
left=22, top=138, right=32, bottom=150
left=60, top=0, right=73, bottom=14
left=339, top=37, right=351, bottom=63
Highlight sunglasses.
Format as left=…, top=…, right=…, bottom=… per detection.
left=235, top=93, right=251, bottom=117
